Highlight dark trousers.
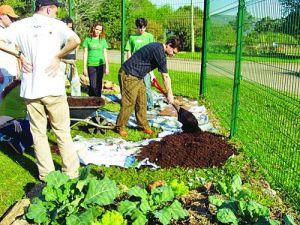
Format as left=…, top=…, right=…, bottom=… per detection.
left=88, top=65, right=104, bottom=97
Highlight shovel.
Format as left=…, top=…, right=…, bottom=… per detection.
left=152, top=78, right=200, bottom=133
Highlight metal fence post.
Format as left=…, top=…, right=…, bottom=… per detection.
left=32, top=0, right=36, bottom=12
left=230, top=0, right=245, bottom=138
left=68, top=0, right=73, bottom=18
left=121, top=0, right=126, bottom=64
left=200, top=0, right=210, bottom=98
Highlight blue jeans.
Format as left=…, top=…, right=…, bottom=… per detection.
left=144, top=74, right=154, bottom=110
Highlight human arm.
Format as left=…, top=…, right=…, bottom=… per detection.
left=126, top=50, right=132, bottom=59
left=45, top=34, right=81, bottom=77
left=60, top=59, right=76, bottom=65
left=149, top=71, right=156, bottom=82
left=0, top=40, right=32, bottom=73
left=161, top=72, right=174, bottom=104
left=104, top=48, right=109, bottom=75
left=83, top=47, right=88, bottom=76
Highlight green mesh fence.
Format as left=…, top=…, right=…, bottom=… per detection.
left=204, top=0, right=300, bottom=209
left=121, top=0, right=204, bottom=99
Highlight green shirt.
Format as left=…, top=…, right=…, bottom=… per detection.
left=125, top=32, right=155, bottom=53
left=83, top=37, right=108, bottom=66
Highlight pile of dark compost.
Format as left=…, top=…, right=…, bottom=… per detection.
left=67, top=97, right=104, bottom=107
left=137, top=131, right=237, bottom=168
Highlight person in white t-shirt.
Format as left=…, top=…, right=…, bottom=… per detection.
left=0, top=0, right=81, bottom=181
left=0, top=5, right=19, bottom=102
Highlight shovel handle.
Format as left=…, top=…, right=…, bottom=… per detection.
left=152, top=78, right=167, bottom=97
left=152, top=78, right=179, bottom=111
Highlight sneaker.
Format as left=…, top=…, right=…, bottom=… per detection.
left=143, top=128, right=154, bottom=135
left=118, top=128, right=128, bottom=137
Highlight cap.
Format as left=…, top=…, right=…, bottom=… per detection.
left=35, top=0, right=64, bottom=8
left=0, top=5, right=19, bottom=18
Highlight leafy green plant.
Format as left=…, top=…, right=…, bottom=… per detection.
left=208, top=174, right=280, bottom=225
left=26, top=167, right=119, bottom=225
left=93, top=210, right=127, bottom=225
left=118, top=183, right=189, bottom=225
left=26, top=168, right=188, bottom=225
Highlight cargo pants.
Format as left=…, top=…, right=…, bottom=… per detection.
left=116, top=69, right=150, bottom=130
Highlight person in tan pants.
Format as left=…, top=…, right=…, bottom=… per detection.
left=116, top=37, right=182, bottom=137
left=0, top=0, right=81, bottom=180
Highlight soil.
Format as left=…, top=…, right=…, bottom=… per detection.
left=137, top=131, right=237, bottom=168
left=67, top=96, right=105, bottom=107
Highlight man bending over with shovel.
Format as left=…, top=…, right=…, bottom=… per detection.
left=116, top=37, right=182, bottom=137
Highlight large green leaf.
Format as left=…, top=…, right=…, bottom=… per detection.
left=217, top=181, right=228, bottom=195
left=140, top=199, right=151, bottom=214
left=132, top=209, right=147, bottom=225
left=154, top=207, right=172, bottom=225
left=128, top=186, right=148, bottom=200
left=79, top=166, right=91, bottom=180
left=169, top=200, right=188, bottom=220
left=208, top=195, right=225, bottom=207
left=44, top=171, right=70, bottom=188
left=26, top=199, right=48, bottom=224
left=151, top=186, right=174, bottom=204
left=169, top=179, right=189, bottom=197
left=247, top=201, right=270, bottom=218
left=236, top=189, right=252, bottom=200
left=231, top=175, right=242, bottom=194
left=217, top=208, right=238, bottom=224
left=66, top=208, right=96, bottom=225
left=42, top=185, right=58, bottom=202
left=254, top=217, right=280, bottom=225
left=118, top=200, right=138, bottom=216
left=98, top=210, right=127, bottom=225
left=83, top=177, right=118, bottom=206
left=283, top=214, right=297, bottom=225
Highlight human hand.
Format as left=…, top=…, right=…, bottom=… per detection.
left=12, top=120, right=22, bottom=133
left=105, top=67, right=109, bottom=75
left=83, top=68, right=88, bottom=76
left=45, top=56, right=61, bottom=77
left=167, top=93, right=174, bottom=104
left=19, top=55, right=32, bottom=73
left=150, top=73, right=156, bottom=82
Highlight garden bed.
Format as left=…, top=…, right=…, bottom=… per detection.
left=138, top=131, right=237, bottom=168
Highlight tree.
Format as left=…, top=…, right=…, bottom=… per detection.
left=254, top=17, right=283, bottom=33
left=0, top=0, right=32, bottom=17
left=167, top=6, right=203, bottom=51
left=278, top=0, right=300, bottom=13
left=278, top=0, right=300, bottom=37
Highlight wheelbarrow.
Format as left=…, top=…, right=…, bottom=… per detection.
left=68, top=96, right=115, bottom=130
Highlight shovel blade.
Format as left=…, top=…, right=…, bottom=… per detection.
left=178, top=107, right=200, bottom=133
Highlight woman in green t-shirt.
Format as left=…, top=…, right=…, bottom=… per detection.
left=83, top=22, right=109, bottom=97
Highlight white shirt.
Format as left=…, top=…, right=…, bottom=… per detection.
left=0, top=25, right=18, bottom=77
left=2, top=14, right=77, bottom=99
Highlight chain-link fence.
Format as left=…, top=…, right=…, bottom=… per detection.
left=120, top=0, right=205, bottom=98
left=202, top=0, right=299, bottom=209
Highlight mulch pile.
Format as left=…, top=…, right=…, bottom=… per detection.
left=67, top=97, right=105, bottom=107
left=137, top=131, right=237, bottom=168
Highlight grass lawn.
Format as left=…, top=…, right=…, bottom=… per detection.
left=174, top=52, right=300, bottom=63
left=0, top=61, right=299, bottom=217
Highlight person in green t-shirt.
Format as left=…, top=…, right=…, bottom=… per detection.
left=125, top=18, right=155, bottom=110
left=83, top=22, right=109, bottom=97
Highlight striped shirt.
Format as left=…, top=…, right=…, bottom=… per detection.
left=122, top=42, right=168, bottom=78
